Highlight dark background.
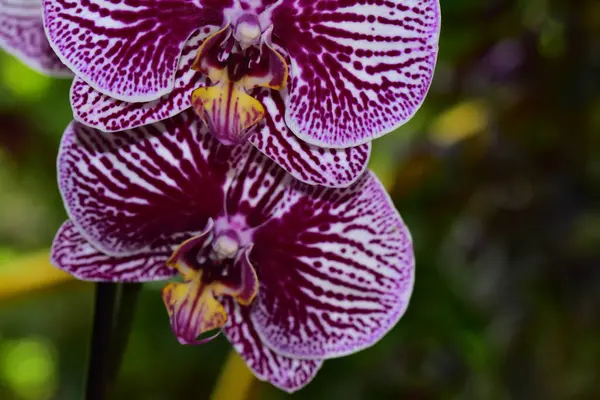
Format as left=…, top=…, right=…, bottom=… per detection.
left=1, top=0, right=599, bottom=398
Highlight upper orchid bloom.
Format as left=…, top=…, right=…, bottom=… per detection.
left=50, top=110, right=414, bottom=392
left=43, top=0, right=440, bottom=187
left=0, top=0, right=70, bottom=76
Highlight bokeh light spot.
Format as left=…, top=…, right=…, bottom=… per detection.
left=430, top=100, right=488, bottom=146
left=0, top=57, right=51, bottom=101
left=0, top=337, right=57, bottom=399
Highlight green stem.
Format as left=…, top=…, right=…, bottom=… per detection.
left=84, top=283, right=118, bottom=400
left=109, top=283, right=142, bottom=384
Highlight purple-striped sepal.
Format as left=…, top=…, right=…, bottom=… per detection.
left=0, top=0, right=70, bottom=76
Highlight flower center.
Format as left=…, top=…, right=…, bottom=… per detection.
left=161, top=229, right=258, bottom=345
left=190, top=14, right=288, bottom=145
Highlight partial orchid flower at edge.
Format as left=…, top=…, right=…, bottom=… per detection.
left=51, top=110, right=415, bottom=392
left=0, top=0, right=70, bottom=76
left=43, top=0, right=441, bottom=187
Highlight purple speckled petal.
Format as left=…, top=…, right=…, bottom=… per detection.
left=247, top=172, right=415, bottom=359
left=71, top=32, right=207, bottom=132
left=216, top=142, right=414, bottom=358
left=248, top=89, right=370, bottom=188
left=223, top=298, right=323, bottom=393
left=43, top=0, right=223, bottom=101
left=271, top=0, right=441, bottom=147
left=0, top=0, right=70, bottom=76
left=223, top=145, right=291, bottom=230
left=57, top=110, right=243, bottom=256
left=51, top=220, right=177, bottom=282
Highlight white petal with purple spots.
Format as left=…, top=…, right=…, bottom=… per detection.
left=57, top=111, right=239, bottom=256
left=223, top=299, right=323, bottom=393
left=51, top=221, right=177, bottom=281
left=249, top=89, right=370, bottom=188
left=43, top=0, right=222, bottom=101
left=70, top=32, right=207, bottom=131
left=271, top=0, right=441, bottom=147
left=248, top=172, right=415, bottom=359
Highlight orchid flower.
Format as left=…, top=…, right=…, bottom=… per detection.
left=51, top=110, right=414, bottom=392
left=0, top=0, right=70, bottom=76
left=43, top=0, right=440, bottom=187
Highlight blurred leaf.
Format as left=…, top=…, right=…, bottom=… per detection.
left=211, top=351, right=255, bottom=400
left=0, top=251, right=74, bottom=300
left=430, top=100, right=488, bottom=147
left=0, top=57, right=51, bottom=101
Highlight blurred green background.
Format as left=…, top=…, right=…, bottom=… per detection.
left=1, top=0, right=599, bottom=398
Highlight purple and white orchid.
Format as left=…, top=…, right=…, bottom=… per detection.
left=43, top=0, right=440, bottom=187
left=0, top=0, right=69, bottom=76
left=51, top=110, right=414, bottom=392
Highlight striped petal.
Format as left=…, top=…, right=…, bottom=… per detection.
left=0, top=0, right=70, bottom=76
left=71, top=33, right=206, bottom=132
left=57, top=111, right=240, bottom=256
left=43, top=0, right=223, bottom=101
left=271, top=0, right=441, bottom=147
left=51, top=220, right=176, bottom=281
left=218, top=144, right=415, bottom=359
left=224, top=145, right=290, bottom=229
left=249, top=172, right=415, bottom=359
left=249, top=89, right=370, bottom=188
left=223, top=299, right=323, bottom=393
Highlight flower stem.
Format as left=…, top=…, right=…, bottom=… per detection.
left=109, top=283, right=142, bottom=382
left=84, top=282, right=118, bottom=400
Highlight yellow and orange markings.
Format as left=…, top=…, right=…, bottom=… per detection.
left=192, top=82, right=265, bottom=144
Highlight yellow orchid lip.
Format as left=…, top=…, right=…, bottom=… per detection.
left=162, top=274, right=228, bottom=345
left=190, top=22, right=288, bottom=145
left=162, top=231, right=258, bottom=345
left=191, top=82, right=265, bottom=146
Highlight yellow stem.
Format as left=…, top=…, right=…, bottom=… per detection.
left=0, top=250, right=74, bottom=300
left=211, top=350, right=256, bottom=400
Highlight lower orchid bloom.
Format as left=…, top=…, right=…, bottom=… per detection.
left=51, top=110, right=414, bottom=392
left=43, top=0, right=440, bottom=188
left=0, top=0, right=70, bottom=76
